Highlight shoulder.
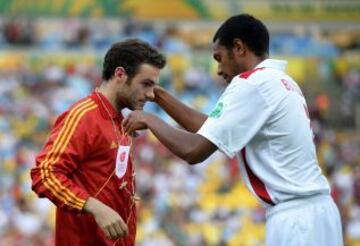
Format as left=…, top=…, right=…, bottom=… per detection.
left=226, top=68, right=267, bottom=93
left=68, top=97, right=98, bottom=113
left=239, top=67, right=284, bottom=85
left=233, top=67, right=287, bottom=99
left=224, top=68, right=285, bottom=108
left=239, top=67, right=266, bottom=80
left=228, top=67, right=269, bottom=90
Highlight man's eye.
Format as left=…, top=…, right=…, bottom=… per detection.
left=143, top=82, right=152, bottom=87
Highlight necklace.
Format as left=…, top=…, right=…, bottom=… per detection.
left=95, top=88, right=123, bottom=145
left=94, top=88, right=138, bottom=236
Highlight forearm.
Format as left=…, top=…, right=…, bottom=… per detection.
left=155, top=88, right=207, bottom=132
left=146, top=114, right=209, bottom=164
left=31, top=162, right=90, bottom=212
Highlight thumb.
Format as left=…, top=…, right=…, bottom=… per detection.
left=122, top=115, right=131, bottom=128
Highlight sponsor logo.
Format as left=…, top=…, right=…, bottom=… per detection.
left=110, top=140, right=118, bottom=149
left=209, top=102, right=224, bottom=118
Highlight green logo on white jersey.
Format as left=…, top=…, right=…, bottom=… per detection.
left=209, top=102, right=224, bottom=118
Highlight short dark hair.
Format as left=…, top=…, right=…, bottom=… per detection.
left=213, top=14, right=269, bottom=57
left=102, top=39, right=166, bottom=81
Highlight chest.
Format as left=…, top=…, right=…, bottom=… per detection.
left=94, top=118, right=130, bottom=151
left=86, top=118, right=133, bottom=173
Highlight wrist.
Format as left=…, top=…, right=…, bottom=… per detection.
left=144, top=113, right=158, bottom=130
left=83, top=197, right=99, bottom=215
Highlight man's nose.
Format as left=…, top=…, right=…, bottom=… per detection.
left=145, top=89, right=155, bottom=101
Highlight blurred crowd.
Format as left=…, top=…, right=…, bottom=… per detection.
left=0, top=18, right=359, bottom=246
left=0, top=17, right=352, bottom=56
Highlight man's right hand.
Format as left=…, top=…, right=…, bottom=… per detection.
left=83, top=197, right=128, bottom=240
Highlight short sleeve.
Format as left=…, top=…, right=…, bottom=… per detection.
left=197, top=79, right=272, bottom=158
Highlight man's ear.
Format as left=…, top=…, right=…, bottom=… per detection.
left=114, top=66, right=128, bottom=82
left=233, top=38, right=246, bottom=56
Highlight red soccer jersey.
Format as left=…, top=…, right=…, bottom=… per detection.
left=31, top=91, right=136, bottom=246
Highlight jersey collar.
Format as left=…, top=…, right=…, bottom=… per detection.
left=91, top=90, right=123, bottom=120
left=255, top=59, right=287, bottom=72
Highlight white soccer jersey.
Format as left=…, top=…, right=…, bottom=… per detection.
left=198, top=59, right=330, bottom=207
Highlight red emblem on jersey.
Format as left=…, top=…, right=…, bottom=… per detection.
left=120, top=151, right=126, bottom=162
left=239, top=67, right=265, bottom=79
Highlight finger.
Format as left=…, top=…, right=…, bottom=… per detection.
left=122, top=118, right=129, bottom=131
left=124, top=124, right=131, bottom=135
left=127, top=123, right=137, bottom=136
left=118, top=220, right=129, bottom=236
left=125, top=121, right=133, bottom=134
left=108, top=225, right=118, bottom=240
left=103, top=227, right=111, bottom=240
left=123, top=119, right=132, bottom=134
left=122, top=117, right=129, bottom=127
left=113, top=222, right=125, bottom=238
left=126, top=130, right=137, bottom=138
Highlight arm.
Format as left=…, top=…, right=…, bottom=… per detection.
left=154, top=86, right=207, bottom=133
left=30, top=110, right=92, bottom=212
left=83, top=197, right=128, bottom=240
left=123, top=111, right=217, bottom=164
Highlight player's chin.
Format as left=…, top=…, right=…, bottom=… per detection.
left=226, top=76, right=235, bottom=84
left=133, top=104, right=144, bottom=111
left=129, top=101, right=145, bottom=111
left=222, top=75, right=231, bottom=84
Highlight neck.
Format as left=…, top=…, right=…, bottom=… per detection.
left=245, top=54, right=268, bottom=71
left=97, top=81, right=123, bottom=112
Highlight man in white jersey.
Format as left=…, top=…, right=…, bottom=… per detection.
left=123, top=14, right=343, bottom=246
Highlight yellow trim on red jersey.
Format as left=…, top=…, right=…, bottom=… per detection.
left=40, top=99, right=98, bottom=210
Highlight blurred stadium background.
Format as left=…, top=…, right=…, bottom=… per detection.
left=0, top=0, right=359, bottom=245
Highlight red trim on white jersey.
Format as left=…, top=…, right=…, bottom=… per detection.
left=241, top=148, right=275, bottom=205
left=239, top=67, right=265, bottom=79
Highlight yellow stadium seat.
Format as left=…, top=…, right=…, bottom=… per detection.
left=122, top=0, right=199, bottom=20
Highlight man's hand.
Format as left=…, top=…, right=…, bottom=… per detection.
left=152, top=85, right=165, bottom=103
left=123, top=111, right=151, bottom=136
left=84, top=197, right=128, bottom=240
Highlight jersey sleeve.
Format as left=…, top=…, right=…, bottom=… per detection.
left=30, top=99, right=98, bottom=213
left=197, top=79, right=272, bottom=158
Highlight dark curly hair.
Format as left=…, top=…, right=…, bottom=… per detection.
left=102, top=39, right=166, bottom=81
left=213, top=14, right=269, bottom=57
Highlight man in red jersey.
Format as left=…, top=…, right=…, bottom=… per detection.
left=30, top=39, right=166, bottom=246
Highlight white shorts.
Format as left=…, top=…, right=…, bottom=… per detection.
left=265, top=194, right=343, bottom=246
